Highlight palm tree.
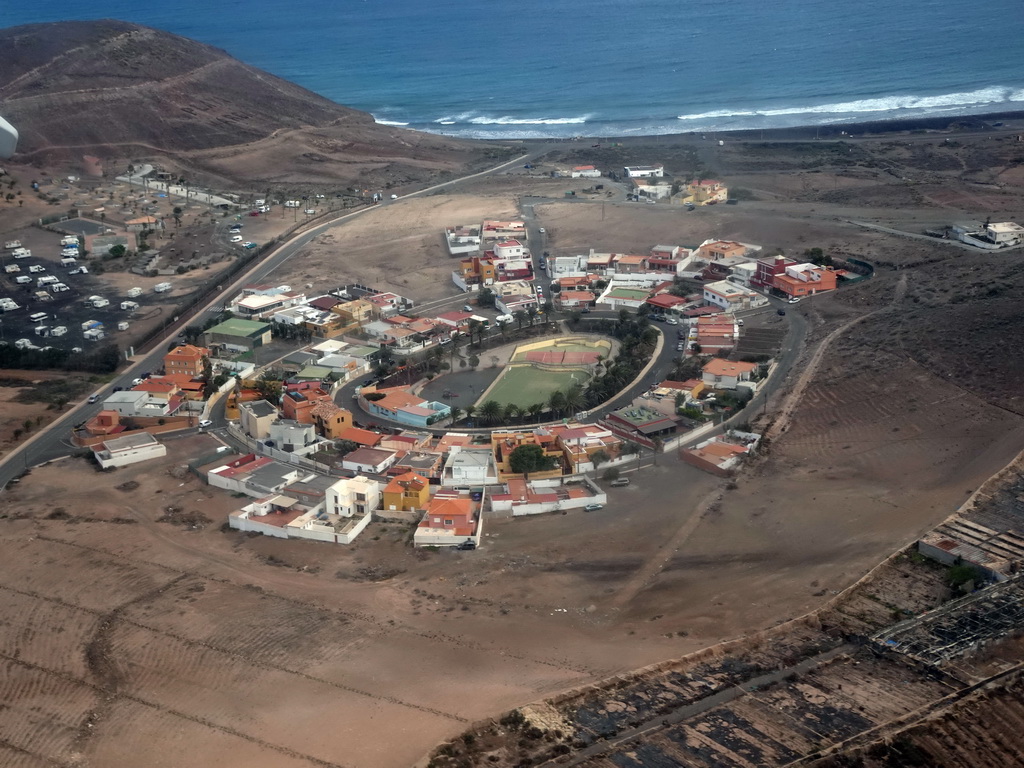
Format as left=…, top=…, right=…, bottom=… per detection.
left=548, top=390, right=567, bottom=419
left=479, top=399, right=503, bottom=426
left=514, top=311, right=526, bottom=330
left=651, top=437, right=665, bottom=465
left=468, top=318, right=482, bottom=345
left=464, top=404, right=476, bottom=424
left=527, top=403, right=544, bottom=423
left=563, top=383, right=585, bottom=416
left=527, top=307, right=538, bottom=326
left=448, top=406, right=463, bottom=427
left=504, top=403, right=521, bottom=423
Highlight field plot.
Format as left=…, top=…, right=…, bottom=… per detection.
left=481, top=365, right=589, bottom=409
left=479, top=335, right=609, bottom=408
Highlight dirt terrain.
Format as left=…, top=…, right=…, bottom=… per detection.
left=0, top=21, right=498, bottom=191
left=5, top=108, right=1024, bottom=766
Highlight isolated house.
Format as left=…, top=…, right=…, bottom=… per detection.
left=92, top=432, right=167, bottom=469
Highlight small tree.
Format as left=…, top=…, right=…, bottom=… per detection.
left=508, top=444, right=556, bottom=481
left=591, top=448, right=610, bottom=469
left=334, top=439, right=359, bottom=456
left=477, top=287, right=496, bottom=308
left=602, top=466, right=620, bottom=482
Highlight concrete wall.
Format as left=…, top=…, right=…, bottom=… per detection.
left=229, top=514, right=289, bottom=538
left=96, top=442, right=167, bottom=469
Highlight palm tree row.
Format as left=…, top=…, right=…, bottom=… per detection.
left=449, top=381, right=587, bottom=428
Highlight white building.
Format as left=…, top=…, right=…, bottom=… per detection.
left=445, top=225, right=482, bottom=256
left=986, top=221, right=1024, bottom=247
left=267, top=419, right=318, bottom=454
left=703, top=280, right=765, bottom=311
left=493, top=239, right=527, bottom=260
left=623, top=164, right=664, bottom=178
left=342, top=447, right=397, bottom=475
left=324, top=475, right=380, bottom=517
left=727, top=262, right=759, bottom=288
left=570, top=165, right=601, bottom=178
left=442, top=447, right=497, bottom=486
left=93, top=432, right=167, bottom=469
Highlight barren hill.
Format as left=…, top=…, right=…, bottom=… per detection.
left=0, top=19, right=497, bottom=187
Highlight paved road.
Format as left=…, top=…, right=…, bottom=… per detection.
left=0, top=145, right=562, bottom=489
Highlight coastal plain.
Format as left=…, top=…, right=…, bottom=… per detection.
left=4, top=24, right=1024, bottom=765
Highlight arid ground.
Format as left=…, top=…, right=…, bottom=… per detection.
left=4, top=124, right=1024, bottom=766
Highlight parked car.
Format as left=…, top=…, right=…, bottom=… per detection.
left=229, top=235, right=243, bottom=243
left=676, top=343, right=685, bottom=351
left=243, top=241, right=257, bottom=249
left=538, top=227, right=545, bottom=234
left=584, top=503, right=603, bottom=512
left=455, top=540, right=476, bottom=551
left=198, top=419, right=213, bottom=429
left=666, top=318, right=678, bottom=325
left=777, top=309, right=786, bottom=316
left=788, top=297, right=801, bottom=304
left=609, top=478, right=630, bottom=487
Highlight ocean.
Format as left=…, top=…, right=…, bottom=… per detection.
left=3, top=0, right=1024, bottom=139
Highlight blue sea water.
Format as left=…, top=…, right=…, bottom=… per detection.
left=3, top=1, right=1024, bottom=139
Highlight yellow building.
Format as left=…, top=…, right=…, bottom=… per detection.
left=491, top=429, right=566, bottom=481
left=382, top=471, right=431, bottom=512
left=684, top=179, right=728, bottom=206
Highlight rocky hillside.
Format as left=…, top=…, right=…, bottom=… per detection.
left=0, top=20, right=496, bottom=186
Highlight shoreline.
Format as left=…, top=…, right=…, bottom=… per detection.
left=434, top=109, right=1024, bottom=146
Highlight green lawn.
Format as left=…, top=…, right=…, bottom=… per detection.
left=479, top=365, right=590, bottom=409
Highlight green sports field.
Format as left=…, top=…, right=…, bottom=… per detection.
left=478, top=365, right=590, bottom=409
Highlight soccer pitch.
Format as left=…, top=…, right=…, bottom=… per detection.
left=478, top=365, right=589, bottom=409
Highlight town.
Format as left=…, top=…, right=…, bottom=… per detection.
left=54, top=161, right=852, bottom=551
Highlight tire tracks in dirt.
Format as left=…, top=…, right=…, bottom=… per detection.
left=32, top=531, right=596, bottom=676
left=0, top=580, right=466, bottom=725
left=0, top=651, right=350, bottom=768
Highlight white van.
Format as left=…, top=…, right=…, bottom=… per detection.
left=37, top=276, right=58, bottom=286
left=14, top=275, right=31, bottom=284
left=50, top=283, right=70, bottom=293
left=60, top=257, right=77, bottom=267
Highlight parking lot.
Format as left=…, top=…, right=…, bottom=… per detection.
left=0, top=226, right=164, bottom=350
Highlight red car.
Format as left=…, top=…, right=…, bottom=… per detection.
left=248, top=211, right=260, bottom=217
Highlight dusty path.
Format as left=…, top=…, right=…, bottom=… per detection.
left=767, top=274, right=906, bottom=441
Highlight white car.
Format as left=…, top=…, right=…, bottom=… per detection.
left=539, top=227, right=545, bottom=234
left=198, top=419, right=213, bottom=429
left=304, top=208, right=316, bottom=215
left=229, top=235, right=243, bottom=243
left=788, top=297, right=801, bottom=304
